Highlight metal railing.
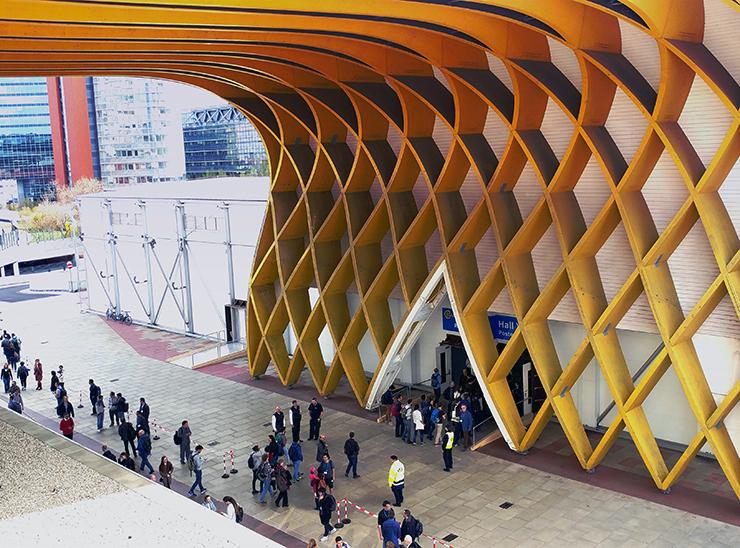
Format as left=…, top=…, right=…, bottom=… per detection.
left=182, top=329, right=229, bottom=368
left=376, top=384, right=412, bottom=421
left=0, top=230, right=20, bottom=251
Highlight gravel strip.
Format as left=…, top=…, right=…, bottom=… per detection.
left=0, top=420, right=125, bottom=520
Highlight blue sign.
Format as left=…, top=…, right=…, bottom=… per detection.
left=442, top=307, right=518, bottom=342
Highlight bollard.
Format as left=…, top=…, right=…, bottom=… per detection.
left=334, top=498, right=344, bottom=529
left=221, top=452, right=230, bottom=479
left=77, top=391, right=84, bottom=409
left=152, top=419, right=160, bottom=441
left=229, top=449, right=238, bottom=474
left=341, top=498, right=351, bottom=525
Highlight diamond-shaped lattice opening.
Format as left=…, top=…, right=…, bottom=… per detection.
left=547, top=36, right=582, bottom=92
left=432, top=114, right=453, bottom=160
left=718, top=161, right=740, bottom=236
left=573, top=155, right=612, bottom=227
left=357, top=320, right=380, bottom=379
left=307, top=180, right=341, bottom=234
left=512, top=161, right=544, bottom=221
left=540, top=98, right=574, bottom=163
left=425, top=227, right=444, bottom=272
left=460, top=166, right=484, bottom=216
left=595, top=221, right=637, bottom=305
left=474, top=219, right=499, bottom=285
left=388, top=123, right=403, bottom=157
left=677, top=71, right=734, bottom=168
left=666, top=218, right=720, bottom=316
left=531, top=224, right=561, bottom=293
left=641, top=149, right=691, bottom=235
left=485, top=51, right=513, bottom=93
left=618, top=17, right=661, bottom=93
left=605, top=85, right=650, bottom=166
left=483, top=106, right=509, bottom=159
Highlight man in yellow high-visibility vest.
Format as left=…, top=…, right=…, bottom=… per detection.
left=387, top=454, right=405, bottom=506
left=442, top=425, right=454, bottom=471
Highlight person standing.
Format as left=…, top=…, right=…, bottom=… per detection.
left=137, top=429, right=154, bottom=474
left=108, top=392, right=119, bottom=426
left=265, top=434, right=280, bottom=466
left=95, top=395, right=106, bottom=432
left=442, top=424, right=454, bottom=471
left=288, top=440, right=303, bottom=482
left=431, top=367, right=442, bottom=400
left=412, top=404, right=425, bottom=446
left=316, top=434, right=329, bottom=463
left=274, top=459, right=292, bottom=507
left=139, top=398, right=150, bottom=421
left=159, top=456, right=174, bottom=488
left=290, top=400, right=302, bottom=442
left=400, top=509, right=422, bottom=543
left=391, top=396, right=403, bottom=438
left=387, top=455, right=405, bottom=507
left=177, top=420, right=192, bottom=464
left=248, top=444, right=264, bottom=494
left=135, top=410, right=150, bottom=435
left=17, top=362, right=29, bottom=391
left=102, top=445, right=117, bottom=461
left=1, top=363, right=12, bottom=393
left=119, top=419, right=137, bottom=457
left=308, top=397, right=323, bottom=440
left=187, top=445, right=206, bottom=497
left=317, top=453, right=335, bottom=494
left=380, top=508, right=401, bottom=548
left=88, top=379, right=101, bottom=415
left=59, top=413, right=75, bottom=440
left=343, top=431, right=360, bottom=478
left=459, top=403, right=473, bottom=450
left=434, top=405, right=446, bottom=445
left=377, top=500, right=393, bottom=541
left=317, top=488, right=336, bottom=541
left=49, top=370, right=58, bottom=394
left=271, top=405, right=286, bottom=433
left=115, top=393, right=128, bottom=424
left=256, top=454, right=273, bottom=503
left=56, top=394, right=74, bottom=419
left=33, top=359, right=43, bottom=390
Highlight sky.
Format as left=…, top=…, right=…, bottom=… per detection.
left=161, top=79, right=229, bottom=115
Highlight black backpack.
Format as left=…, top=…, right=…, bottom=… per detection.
left=235, top=505, right=244, bottom=523
left=413, top=518, right=424, bottom=538
left=174, top=430, right=182, bottom=446
left=248, top=453, right=255, bottom=469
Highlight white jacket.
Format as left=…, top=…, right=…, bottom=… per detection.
left=412, top=409, right=424, bottom=430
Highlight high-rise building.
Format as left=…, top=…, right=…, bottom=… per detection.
left=92, top=77, right=185, bottom=185
left=0, top=78, right=56, bottom=202
left=182, top=105, right=267, bottom=179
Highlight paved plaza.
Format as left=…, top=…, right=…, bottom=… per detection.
left=1, top=292, right=739, bottom=547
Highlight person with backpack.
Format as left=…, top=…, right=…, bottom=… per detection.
left=33, top=358, right=43, bottom=390
left=317, top=453, right=335, bottom=493
left=175, top=420, right=192, bottom=464
left=119, top=419, right=137, bottom=457
left=108, top=392, right=119, bottom=426
left=116, top=393, right=129, bottom=424
left=88, top=379, right=101, bottom=415
left=222, top=496, right=242, bottom=522
left=248, top=444, right=264, bottom=494
left=343, top=431, right=360, bottom=478
left=256, top=453, right=274, bottom=503
left=289, top=400, right=302, bottom=442
left=137, top=429, right=154, bottom=474
left=187, top=445, right=206, bottom=497
left=288, top=440, right=303, bottom=481
left=381, top=387, right=394, bottom=423
left=95, top=395, right=106, bottom=432
left=400, top=509, right=423, bottom=543
left=16, top=361, right=29, bottom=390
left=317, top=488, right=336, bottom=541
left=274, top=459, right=292, bottom=507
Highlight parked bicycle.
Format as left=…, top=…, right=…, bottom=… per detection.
left=105, top=307, right=133, bottom=325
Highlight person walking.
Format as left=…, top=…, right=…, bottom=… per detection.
left=431, top=367, right=442, bottom=401
left=388, top=455, right=405, bottom=507
left=137, top=429, right=154, bottom=474
left=391, top=396, right=403, bottom=438
left=1, top=363, right=12, bottom=393
left=88, top=379, right=101, bottom=415
left=442, top=424, right=454, bottom=471
left=274, top=459, right=292, bottom=507
left=108, top=392, right=119, bottom=427
left=343, top=431, right=360, bottom=478
left=102, top=445, right=117, bottom=461
left=308, top=397, right=323, bottom=440
left=288, top=440, right=303, bottom=481
left=401, top=509, right=423, bottom=543
left=290, top=400, right=302, bottom=442
left=159, top=455, right=173, bottom=488
left=202, top=494, right=217, bottom=511
left=380, top=508, right=401, bottom=548
left=317, top=453, right=335, bottom=494
left=316, top=434, right=329, bottom=463
left=118, top=452, right=135, bottom=470
left=33, top=359, right=43, bottom=390
left=95, top=395, right=106, bottom=432
left=176, top=420, right=192, bottom=464
left=271, top=405, right=286, bottom=434
left=317, top=488, right=336, bottom=541
left=59, top=413, right=75, bottom=440
left=256, top=454, right=273, bottom=503
left=459, top=403, right=473, bottom=450
left=187, top=445, right=206, bottom=497
left=119, top=419, right=138, bottom=457
left=249, top=444, right=264, bottom=494
left=412, top=404, right=425, bottom=446
left=17, top=362, right=29, bottom=391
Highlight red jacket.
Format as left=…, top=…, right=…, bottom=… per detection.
left=34, top=362, right=43, bottom=381
left=60, top=418, right=74, bottom=436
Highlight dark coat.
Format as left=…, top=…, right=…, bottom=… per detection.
left=316, top=439, right=329, bottom=462
left=119, top=422, right=136, bottom=442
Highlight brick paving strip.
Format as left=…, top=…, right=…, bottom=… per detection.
left=2, top=400, right=305, bottom=548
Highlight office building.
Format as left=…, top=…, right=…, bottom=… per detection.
left=183, top=105, right=267, bottom=179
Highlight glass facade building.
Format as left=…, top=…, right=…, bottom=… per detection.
left=183, top=106, right=267, bottom=179
left=0, top=78, right=55, bottom=202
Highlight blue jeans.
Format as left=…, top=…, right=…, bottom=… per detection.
left=403, top=420, right=413, bottom=443
left=293, top=459, right=302, bottom=481
left=259, top=478, right=273, bottom=502
left=96, top=413, right=104, bottom=430
left=345, top=455, right=358, bottom=477
left=413, top=429, right=424, bottom=444
left=139, top=453, right=154, bottom=474
left=189, top=470, right=205, bottom=494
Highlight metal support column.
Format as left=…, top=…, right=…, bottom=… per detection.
left=220, top=202, right=236, bottom=304
left=104, top=199, right=121, bottom=315
left=175, top=201, right=195, bottom=333
left=138, top=200, right=156, bottom=325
